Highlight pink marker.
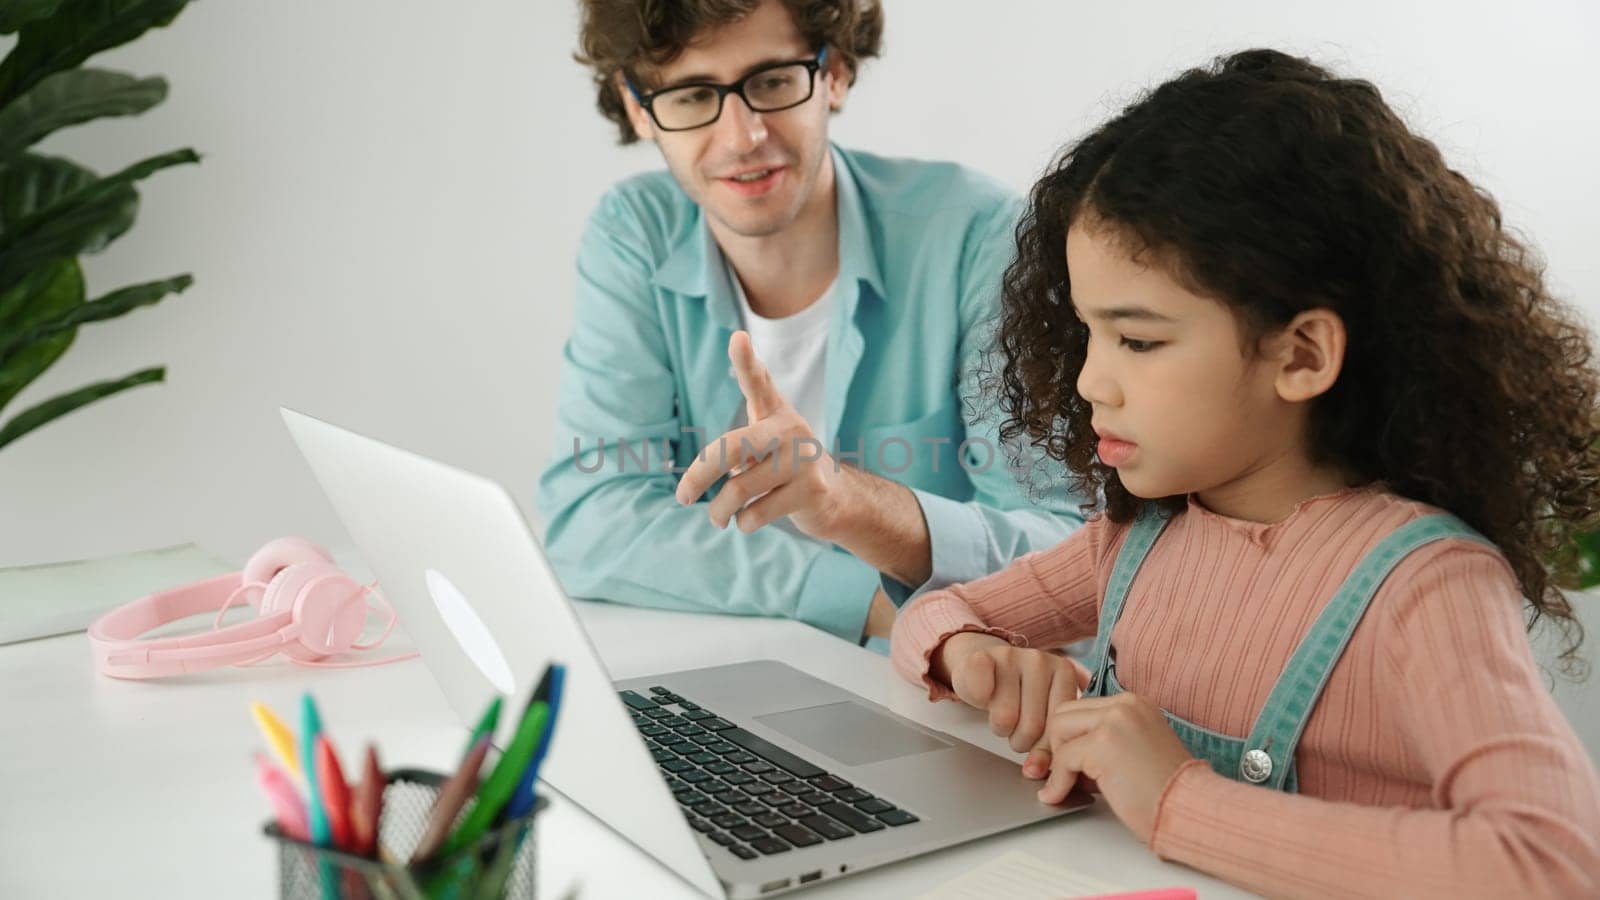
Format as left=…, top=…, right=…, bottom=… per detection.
left=1083, top=890, right=1197, bottom=900
left=254, top=752, right=310, bottom=841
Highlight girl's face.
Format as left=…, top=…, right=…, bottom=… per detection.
left=1066, top=223, right=1321, bottom=508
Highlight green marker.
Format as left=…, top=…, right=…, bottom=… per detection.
left=462, top=696, right=502, bottom=757
left=440, top=700, right=548, bottom=857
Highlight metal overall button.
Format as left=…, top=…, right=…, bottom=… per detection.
left=1240, top=748, right=1273, bottom=783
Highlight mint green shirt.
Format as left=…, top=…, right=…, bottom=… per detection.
left=536, top=145, right=1085, bottom=640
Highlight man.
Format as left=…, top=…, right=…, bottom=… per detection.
left=537, top=0, right=1084, bottom=644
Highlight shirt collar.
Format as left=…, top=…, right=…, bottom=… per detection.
left=650, top=144, right=885, bottom=311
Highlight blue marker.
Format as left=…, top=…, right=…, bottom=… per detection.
left=505, top=663, right=564, bottom=819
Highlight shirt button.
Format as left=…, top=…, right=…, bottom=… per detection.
left=1240, top=748, right=1273, bottom=784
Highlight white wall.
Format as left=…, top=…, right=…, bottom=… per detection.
left=2, top=1, right=1598, bottom=745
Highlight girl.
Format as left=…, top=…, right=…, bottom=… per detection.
left=890, top=49, right=1600, bottom=897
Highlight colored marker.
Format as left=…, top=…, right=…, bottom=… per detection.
left=411, top=736, right=492, bottom=863
left=301, top=692, right=331, bottom=846
left=349, top=744, right=385, bottom=858
left=314, top=735, right=353, bottom=851
left=506, top=664, right=565, bottom=819
left=251, top=701, right=301, bottom=780
left=253, top=752, right=309, bottom=841
left=441, top=701, right=548, bottom=856
left=463, top=695, right=502, bottom=757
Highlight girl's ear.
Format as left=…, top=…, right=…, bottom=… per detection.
left=615, top=71, right=656, bottom=143
left=1265, top=308, right=1346, bottom=403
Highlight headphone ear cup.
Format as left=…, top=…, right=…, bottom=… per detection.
left=265, top=562, right=369, bottom=659
left=242, top=537, right=334, bottom=589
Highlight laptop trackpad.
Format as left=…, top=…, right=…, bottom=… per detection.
left=755, top=701, right=951, bottom=766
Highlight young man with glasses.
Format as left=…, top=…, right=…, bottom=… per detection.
left=538, top=0, right=1085, bottom=644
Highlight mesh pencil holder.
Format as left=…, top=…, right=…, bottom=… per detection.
left=263, top=768, right=546, bottom=900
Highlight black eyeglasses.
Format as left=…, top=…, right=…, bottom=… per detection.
left=627, top=46, right=829, bottom=132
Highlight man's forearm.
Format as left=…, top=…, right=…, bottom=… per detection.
left=825, top=465, right=932, bottom=588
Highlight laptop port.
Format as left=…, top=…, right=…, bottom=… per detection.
left=800, top=870, right=822, bottom=884
left=760, top=878, right=791, bottom=893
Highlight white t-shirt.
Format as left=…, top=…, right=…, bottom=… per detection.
left=727, top=262, right=834, bottom=451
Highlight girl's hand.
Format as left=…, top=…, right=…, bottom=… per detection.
left=1022, top=691, right=1195, bottom=843
left=935, top=632, right=1091, bottom=752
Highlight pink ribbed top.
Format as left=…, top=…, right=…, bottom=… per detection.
left=890, top=485, right=1600, bottom=898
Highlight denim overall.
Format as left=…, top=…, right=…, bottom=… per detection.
left=1082, top=505, right=1493, bottom=792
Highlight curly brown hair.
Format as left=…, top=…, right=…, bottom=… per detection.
left=574, top=0, right=884, bottom=145
left=995, top=48, right=1600, bottom=676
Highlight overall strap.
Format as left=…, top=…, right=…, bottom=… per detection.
left=1239, top=513, right=1495, bottom=789
left=1084, top=505, right=1171, bottom=696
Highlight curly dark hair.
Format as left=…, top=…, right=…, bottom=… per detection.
left=995, top=48, right=1600, bottom=676
left=574, top=0, right=884, bottom=145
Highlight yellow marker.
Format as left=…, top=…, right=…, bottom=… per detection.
left=251, top=701, right=302, bottom=779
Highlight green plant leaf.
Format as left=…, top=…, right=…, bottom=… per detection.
left=0, top=364, right=162, bottom=450
left=0, top=69, right=167, bottom=160
left=0, top=257, right=84, bottom=415
left=0, top=147, right=196, bottom=293
left=0, top=0, right=66, bottom=34
left=0, top=272, right=189, bottom=363
left=0, top=152, right=97, bottom=236
left=0, top=0, right=190, bottom=109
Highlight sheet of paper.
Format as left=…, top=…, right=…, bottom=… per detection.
left=0, top=543, right=234, bottom=645
left=917, top=849, right=1126, bottom=900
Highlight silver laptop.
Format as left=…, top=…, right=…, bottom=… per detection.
left=281, top=408, right=1089, bottom=898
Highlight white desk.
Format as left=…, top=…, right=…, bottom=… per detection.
left=0, top=599, right=1252, bottom=899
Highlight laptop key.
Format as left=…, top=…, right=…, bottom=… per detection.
left=750, top=837, right=791, bottom=855
left=649, top=685, right=673, bottom=695
left=640, top=724, right=668, bottom=737
left=705, top=761, right=737, bottom=776
left=660, top=759, right=694, bottom=773
left=730, top=824, right=766, bottom=842
left=690, top=801, right=726, bottom=817
left=816, top=802, right=886, bottom=833
left=834, top=788, right=871, bottom=804
left=724, top=751, right=757, bottom=764
left=690, top=733, right=722, bottom=745
left=743, top=782, right=778, bottom=796
left=702, top=717, right=735, bottom=731
left=760, top=771, right=795, bottom=785
left=777, top=802, right=810, bottom=818
left=705, top=742, right=738, bottom=755
left=723, top=772, right=756, bottom=786
left=619, top=691, right=659, bottom=711
left=651, top=749, right=676, bottom=763
left=659, top=733, right=690, bottom=747
left=643, top=707, right=673, bottom=719
left=729, top=844, right=758, bottom=860
left=761, top=794, right=794, bottom=809
left=733, top=801, right=767, bottom=816
left=681, top=771, right=712, bottom=784
left=753, top=812, right=788, bottom=828
left=797, top=814, right=855, bottom=841
left=797, top=791, right=832, bottom=806
left=674, top=789, right=708, bottom=805
left=708, top=831, right=735, bottom=846
left=688, top=817, right=714, bottom=833
left=877, top=809, right=920, bottom=827
left=681, top=708, right=714, bottom=721
left=854, top=798, right=894, bottom=814
left=772, top=823, right=825, bottom=847
left=702, top=782, right=733, bottom=795
left=740, top=761, right=774, bottom=775
left=677, top=701, right=701, bottom=711
left=808, top=774, right=851, bottom=793
left=721, top=728, right=826, bottom=779
left=687, top=751, right=718, bottom=765
left=659, top=715, right=688, bottom=728
left=675, top=724, right=708, bottom=736
left=779, top=782, right=812, bottom=796
left=711, top=813, right=747, bottom=829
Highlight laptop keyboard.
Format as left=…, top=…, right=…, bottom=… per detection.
left=622, top=686, right=920, bottom=861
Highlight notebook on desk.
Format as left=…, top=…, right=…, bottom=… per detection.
left=281, top=407, right=1090, bottom=899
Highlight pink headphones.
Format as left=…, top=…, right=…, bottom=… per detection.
left=88, top=537, right=416, bottom=680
